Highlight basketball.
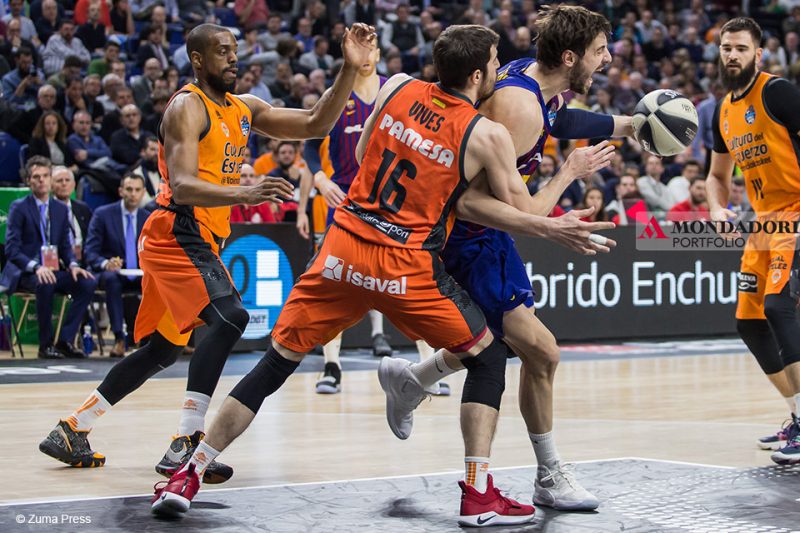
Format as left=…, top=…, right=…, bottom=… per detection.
left=632, top=89, right=699, bottom=157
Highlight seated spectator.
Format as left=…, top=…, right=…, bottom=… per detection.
left=299, top=36, right=333, bottom=74
left=269, top=62, right=293, bottom=100
left=0, top=156, right=97, bottom=359
left=234, top=67, right=256, bottom=95
left=380, top=4, right=424, bottom=73
left=131, top=58, right=162, bottom=109
left=97, top=73, right=124, bottom=113
left=88, top=41, right=121, bottom=78
left=51, top=165, right=92, bottom=264
left=1, top=18, right=38, bottom=69
left=46, top=54, right=83, bottom=90
left=84, top=173, right=149, bottom=357
left=8, top=83, right=56, bottom=143
left=307, top=68, right=326, bottom=95
left=667, top=159, right=702, bottom=204
left=246, top=63, right=273, bottom=103
left=76, top=2, right=108, bottom=54
left=110, top=0, right=135, bottom=36
left=237, top=25, right=273, bottom=65
left=284, top=72, right=308, bottom=108
left=728, top=177, right=751, bottom=216
left=129, top=137, right=160, bottom=206
left=142, top=88, right=169, bottom=134
left=526, top=154, right=556, bottom=195
left=293, top=16, right=314, bottom=53
left=267, top=141, right=306, bottom=221
left=3, top=0, right=39, bottom=46
left=100, top=85, right=134, bottom=142
left=42, top=19, right=91, bottom=76
left=605, top=174, right=638, bottom=221
left=29, top=110, right=77, bottom=170
left=34, top=0, right=61, bottom=46
left=136, top=23, right=168, bottom=69
left=579, top=187, right=610, bottom=222
left=260, top=13, right=290, bottom=50
left=68, top=110, right=126, bottom=174
left=234, top=0, right=269, bottom=28
left=637, top=154, right=675, bottom=219
left=60, top=74, right=104, bottom=124
left=81, top=74, right=106, bottom=123
left=667, top=177, right=710, bottom=222
left=2, top=46, right=45, bottom=110
left=110, top=104, right=150, bottom=167
left=231, top=164, right=277, bottom=223
left=73, top=0, right=111, bottom=27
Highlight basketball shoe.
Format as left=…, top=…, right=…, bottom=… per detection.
left=424, top=381, right=451, bottom=396
left=533, top=463, right=599, bottom=511
left=151, top=463, right=200, bottom=517
left=39, top=420, right=105, bottom=467
left=771, top=417, right=800, bottom=465
left=458, top=474, right=536, bottom=527
left=155, top=431, right=233, bottom=484
left=372, top=333, right=392, bottom=357
left=758, top=417, right=797, bottom=451
left=316, top=362, right=342, bottom=394
left=378, top=356, right=428, bottom=439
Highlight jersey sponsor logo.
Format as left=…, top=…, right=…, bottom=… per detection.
left=408, top=100, right=445, bottom=132
left=320, top=254, right=408, bottom=294
left=745, top=105, right=756, bottom=124
left=222, top=142, right=247, bottom=176
left=240, top=116, right=250, bottom=136
left=378, top=112, right=455, bottom=168
left=738, top=272, right=758, bottom=293
left=344, top=124, right=364, bottom=134
left=221, top=122, right=230, bottom=138
left=343, top=203, right=412, bottom=244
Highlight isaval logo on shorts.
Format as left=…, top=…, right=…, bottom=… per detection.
left=321, top=255, right=407, bottom=294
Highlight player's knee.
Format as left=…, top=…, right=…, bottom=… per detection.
left=159, top=344, right=183, bottom=367
left=461, top=339, right=508, bottom=410
left=226, top=304, right=250, bottom=333
left=764, top=294, right=793, bottom=323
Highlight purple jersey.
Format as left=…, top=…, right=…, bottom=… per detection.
left=328, top=76, right=387, bottom=189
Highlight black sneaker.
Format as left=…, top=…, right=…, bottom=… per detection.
left=315, top=362, right=342, bottom=394
left=372, top=333, right=392, bottom=357
left=39, top=420, right=106, bottom=467
left=38, top=345, right=64, bottom=359
left=55, top=341, right=88, bottom=359
left=155, top=431, right=233, bottom=484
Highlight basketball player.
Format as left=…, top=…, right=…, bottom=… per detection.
left=300, top=42, right=445, bottom=396
left=151, top=25, right=614, bottom=525
left=39, top=22, right=378, bottom=480
left=379, top=5, right=630, bottom=511
left=706, top=17, right=800, bottom=464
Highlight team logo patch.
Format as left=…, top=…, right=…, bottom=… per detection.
left=220, top=123, right=230, bottom=138
left=745, top=105, right=756, bottom=124
left=738, top=272, right=758, bottom=293
left=240, top=116, right=251, bottom=136
left=321, top=255, right=344, bottom=281
left=547, top=108, right=558, bottom=127
left=723, top=120, right=729, bottom=135
left=772, top=269, right=782, bottom=284
left=346, top=99, right=355, bottom=110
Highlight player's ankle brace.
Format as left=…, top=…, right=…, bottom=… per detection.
left=229, top=345, right=300, bottom=413
left=460, top=339, right=508, bottom=410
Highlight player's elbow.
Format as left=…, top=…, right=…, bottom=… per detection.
left=170, top=178, right=189, bottom=204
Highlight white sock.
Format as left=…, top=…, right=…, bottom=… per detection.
left=177, top=391, right=210, bottom=436
left=323, top=333, right=342, bottom=366
left=529, top=431, right=561, bottom=469
left=465, top=456, right=490, bottom=493
left=66, top=390, right=112, bottom=431
left=415, top=339, right=435, bottom=361
left=786, top=396, right=796, bottom=416
left=179, top=440, right=220, bottom=477
left=410, top=350, right=457, bottom=388
left=368, top=310, right=384, bottom=337
left=793, top=393, right=800, bottom=418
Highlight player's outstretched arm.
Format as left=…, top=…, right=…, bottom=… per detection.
left=164, top=92, right=294, bottom=207
left=240, top=23, right=377, bottom=141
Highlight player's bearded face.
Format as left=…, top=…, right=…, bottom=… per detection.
left=207, top=69, right=236, bottom=94
left=477, top=69, right=496, bottom=100
left=568, top=59, right=593, bottom=94
left=719, top=53, right=756, bottom=91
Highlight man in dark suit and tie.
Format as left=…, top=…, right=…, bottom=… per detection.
left=1, top=156, right=97, bottom=359
left=51, top=166, right=92, bottom=266
left=84, top=173, right=150, bottom=357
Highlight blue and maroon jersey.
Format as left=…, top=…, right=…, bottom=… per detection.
left=448, top=58, right=561, bottom=242
left=328, top=76, right=387, bottom=189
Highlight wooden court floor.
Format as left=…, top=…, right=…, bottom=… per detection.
left=0, top=351, right=787, bottom=504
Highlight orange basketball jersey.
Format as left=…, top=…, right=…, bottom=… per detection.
left=157, top=83, right=252, bottom=238
left=333, top=79, right=482, bottom=250
left=718, top=72, right=800, bottom=215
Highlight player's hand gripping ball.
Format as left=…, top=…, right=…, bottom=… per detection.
left=632, top=89, right=699, bottom=156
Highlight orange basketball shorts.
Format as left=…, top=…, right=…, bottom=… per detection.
left=135, top=208, right=237, bottom=345
left=271, top=224, right=487, bottom=353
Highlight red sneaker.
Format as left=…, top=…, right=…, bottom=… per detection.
left=457, top=474, right=536, bottom=527
left=151, top=463, right=200, bottom=518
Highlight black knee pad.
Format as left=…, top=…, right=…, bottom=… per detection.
left=460, top=339, right=508, bottom=410
left=764, top=292, right=800, bottom=367
left=737, top=319, right=784, bottom=375
left=204, top=296, right=250, bottom=335
left=229, top=345, right=300, bottom=413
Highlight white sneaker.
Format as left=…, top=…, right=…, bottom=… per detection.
left=377, top=357, right=427, bottom=440
left=533, top=463, right=599, bottom=511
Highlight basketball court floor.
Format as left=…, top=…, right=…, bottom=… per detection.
left=1, top=338, right=799, bottom=532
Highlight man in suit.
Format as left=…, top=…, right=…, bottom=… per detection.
left=1, top=156, right=96, bottom=359
left=131, top=58, right=163, bottom=109
left=51, top=166, right=92, bottom=265
left=84, top=173, right=149, bottom=357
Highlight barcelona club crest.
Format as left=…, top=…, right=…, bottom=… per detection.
left=240, top=116, right=251, bottom=136
left=745, top=105, right=756, bottom=125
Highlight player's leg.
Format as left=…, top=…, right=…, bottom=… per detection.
left=502, top=306, right=598, bottom=511
left=316, top=332, right=343, bottom=394
left=415, top=339, right=450, bottom=396
left=369, top=310, right=393, bottom=356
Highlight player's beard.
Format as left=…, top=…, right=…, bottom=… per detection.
left=207, top=71, right=236, bottom=95
left=477, top=72, right=496, bottom=101
left=719, top=56, right=756, bottom=92
left=568, top=61, right=593, bottom=94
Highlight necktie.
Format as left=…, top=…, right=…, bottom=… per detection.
left=67, top=205, right=75, bottom=246
left=125, top=213, right=137, bottom=280
left=39, top=203, right=48, bottom=245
